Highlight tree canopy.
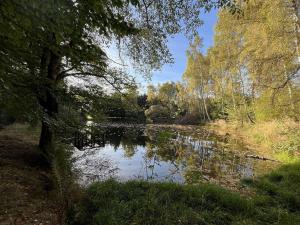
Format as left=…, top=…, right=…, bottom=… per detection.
left=0, top=0, right=237, bottom=155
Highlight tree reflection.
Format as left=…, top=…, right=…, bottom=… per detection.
left=74, top=125, right=275, bottom=187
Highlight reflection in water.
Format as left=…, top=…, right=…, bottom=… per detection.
left=73, top=147, right=119, bottom=184
left=73, top=125, right=276, bottom=188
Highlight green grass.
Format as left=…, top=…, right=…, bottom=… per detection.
left=67, top=161, right=300, bottom=225
left=244, top=161, right=300, bottom=212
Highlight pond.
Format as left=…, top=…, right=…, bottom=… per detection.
left=72, top=124, right=277, bottom=189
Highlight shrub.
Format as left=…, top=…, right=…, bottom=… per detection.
left=145, top=105, right=171, bottom=123
left=174, top=113, right=201, bottom=125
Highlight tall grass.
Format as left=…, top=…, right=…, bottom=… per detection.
left=50, top=142, right=81, bottom=223
left=208, top=119, right=300, bottom=162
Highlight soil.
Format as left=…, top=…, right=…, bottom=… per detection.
left=0, top=134, right=63, bottom=225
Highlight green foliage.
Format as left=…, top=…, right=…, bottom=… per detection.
left=157, top=130, right=174, bottom=142
left=0, top=77, right=41, bottom=125
left=146, top=82, right=181, bottom=122
left=208, top=99, right=227, bottom=120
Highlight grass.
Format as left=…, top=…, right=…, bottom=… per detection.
left=207, top=119, right=300, bottom=162
left=68, top=180, right=252, bottom=225
left=67, top=161, right=300, bottom=225
left=244, top=161, right=300, bottom=212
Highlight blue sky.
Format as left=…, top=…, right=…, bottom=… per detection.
left=144, top=8, right=218, bottom=88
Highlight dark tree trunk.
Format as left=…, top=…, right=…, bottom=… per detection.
left=39, top=120, right=54, bottom=153
left=38, top=87, right=58, bottom=155
left=38, top=47, right=60, bottom=157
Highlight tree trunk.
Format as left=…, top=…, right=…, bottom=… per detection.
left=216, top=78, right=225, bottom=118
left=38, top=47, right=60, bottom=157
left=229, top=73, right=237, bottom=118
left=292, top=0, right=300, bottom=63
left=220, top=85, right=225, bottom=118
left=38, top=88, right=58, bottom=155
left=39, top=120, right=54, bottom=153
left=203, top=94, right=211, bottom=121
left=200, top=76, right=211, bottom=122
left=283, top=65, right=297, bottom=119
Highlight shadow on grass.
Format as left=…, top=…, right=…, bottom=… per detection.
left=244, top=161, right=300, bottom=212
left=67, top=161, right=300, bottom=225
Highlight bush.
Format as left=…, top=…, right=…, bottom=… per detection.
left=0, top=110, right=16, bottom=127
left=145, top=105, right=172, bottom=123
left=51, top=142, right=81, bottom=220
left=174, top=113, right=201, bottom=125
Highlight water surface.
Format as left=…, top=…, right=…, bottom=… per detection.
left=73, top=124, right=276, bottom=189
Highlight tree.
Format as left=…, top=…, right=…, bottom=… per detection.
left=240, top=0, right=300, bottom=120
left=146, top=84, right=158, bottom=105
left=179, top=0, right=300, bottom=123
left=208, top=9, right=251, bottom=123
left=0, top=0, right=235, bottom=159
left=183, top=36, right=212, bottom=121
left=157, top=82, right=178, bottom=112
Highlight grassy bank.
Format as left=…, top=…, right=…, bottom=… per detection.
left=68, top=161, right=300, bottom=225
left=207, top=120, right=300, bottom=162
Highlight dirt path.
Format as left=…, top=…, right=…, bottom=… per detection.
left=0, top=134, right=62, bottom=225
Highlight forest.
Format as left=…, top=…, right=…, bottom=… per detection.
left=0, top=0, right=300, bottom=225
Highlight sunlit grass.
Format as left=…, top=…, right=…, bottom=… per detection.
left=208, top=119, right=300, bottom=162
left=275, top=152, right=299, bottom=163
